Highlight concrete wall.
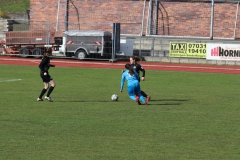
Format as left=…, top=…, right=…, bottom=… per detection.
left=8, top=12, right=28, bottom=20
left=0, top=19, right=8, bottom=32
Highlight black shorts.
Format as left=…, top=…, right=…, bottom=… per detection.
left=40, top=71, right=53, bottom=82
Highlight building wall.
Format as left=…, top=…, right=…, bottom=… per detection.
left=30, top=0, right=240, bottom=38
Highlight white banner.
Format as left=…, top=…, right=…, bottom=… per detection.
left=207, top=44, right=240, bottom=61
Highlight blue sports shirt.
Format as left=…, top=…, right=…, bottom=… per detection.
left=120, top=70, right=139, bottom=90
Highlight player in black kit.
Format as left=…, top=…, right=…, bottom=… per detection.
left=37, top=48, right=56, bottom=102
left=129, top=56, right=151, bottom=102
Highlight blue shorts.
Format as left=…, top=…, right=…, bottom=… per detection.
left=127, top=81, right=141, bottom=96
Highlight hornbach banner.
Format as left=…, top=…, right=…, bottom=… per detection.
left=207, top=44, right=240, bottom=61
left=169, top=42, right=206, bottom=58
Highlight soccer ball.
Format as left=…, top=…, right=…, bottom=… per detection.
left=111, top=94, right=118, bottom=101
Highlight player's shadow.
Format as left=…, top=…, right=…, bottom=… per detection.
left=56, top=99, right=189, bottom=105
left=56, top=100, right=111, bottom=102
left=146, top=99, right=189, bottom=106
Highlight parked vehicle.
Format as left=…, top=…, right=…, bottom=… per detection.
left=0, top=18, right=133, bottom=60
left=0, top=29, right=115, bottom=59
left=61, top=30, right=113, bottom=59
left=0, top=30, right=62, bottom=57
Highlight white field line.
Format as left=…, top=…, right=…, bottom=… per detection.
left=1, top=58, right=240, bottom=71
left=0, top=79, right=22, bottom=82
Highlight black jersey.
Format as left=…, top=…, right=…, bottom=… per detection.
left=131, top=62, right=145, bottom=78
left=39, top=56, right=54, bottom=72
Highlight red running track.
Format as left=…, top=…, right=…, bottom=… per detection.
left=1, top=56, right=240, bottom=74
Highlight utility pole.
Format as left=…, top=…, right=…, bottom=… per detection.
left=63, top=0, right=69, bottom=55
left=210, top=0, right=214, bottom=40
left=65, top=0, right=69, bottom=32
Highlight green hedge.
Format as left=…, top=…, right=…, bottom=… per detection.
left=0, top=0, right=30, bottom=13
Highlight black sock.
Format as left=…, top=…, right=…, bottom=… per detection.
left=39, top=88, right=47, bottom=99
left=141, top=90, right=148, bottom=98
left=46, top=86, right=54, bottom=97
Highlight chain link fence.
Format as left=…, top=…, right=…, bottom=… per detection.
left=147, top=0, right=240, bottom=39
left=0, top=19, right=55, bottom=57
left=55, top=21, right=142, bottom=35
left=1, top=0, right=240, bottom=62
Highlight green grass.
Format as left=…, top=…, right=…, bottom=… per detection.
left=0, top=0, right=30, bottom=12
left=1, top=64, right=240, bottom=159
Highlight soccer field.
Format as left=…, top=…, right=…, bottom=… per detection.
left=1, top=64, right=240, bottom=159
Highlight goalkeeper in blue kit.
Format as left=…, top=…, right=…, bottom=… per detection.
left=120, top=63, right=147, bottom=105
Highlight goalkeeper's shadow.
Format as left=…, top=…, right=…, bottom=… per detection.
left=146, top=99, right=189, bottom=106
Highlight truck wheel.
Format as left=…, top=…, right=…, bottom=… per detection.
left=32, top=48, right=42, bottom=58
left=19, top=47, right=30, bottom=58
left=76, top=49, right=87, bottom=59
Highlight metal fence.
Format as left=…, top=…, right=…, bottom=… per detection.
left=55, top=21, right=142, bottom=35
left=1, top=19, right=240, bottom=62
left=1, top=0, right=240, bottom=63
left=0, top=19, right=51, bottom=40
left=53, top=0, right=240, bottom=39
left=147, top=0, right=240, bottom=39
left=124, top=35, right=240, bottom=65
left=0, top=20, right=54, bottom=57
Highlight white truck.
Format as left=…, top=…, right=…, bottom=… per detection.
left=60, top=30, right=113, bottom=59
